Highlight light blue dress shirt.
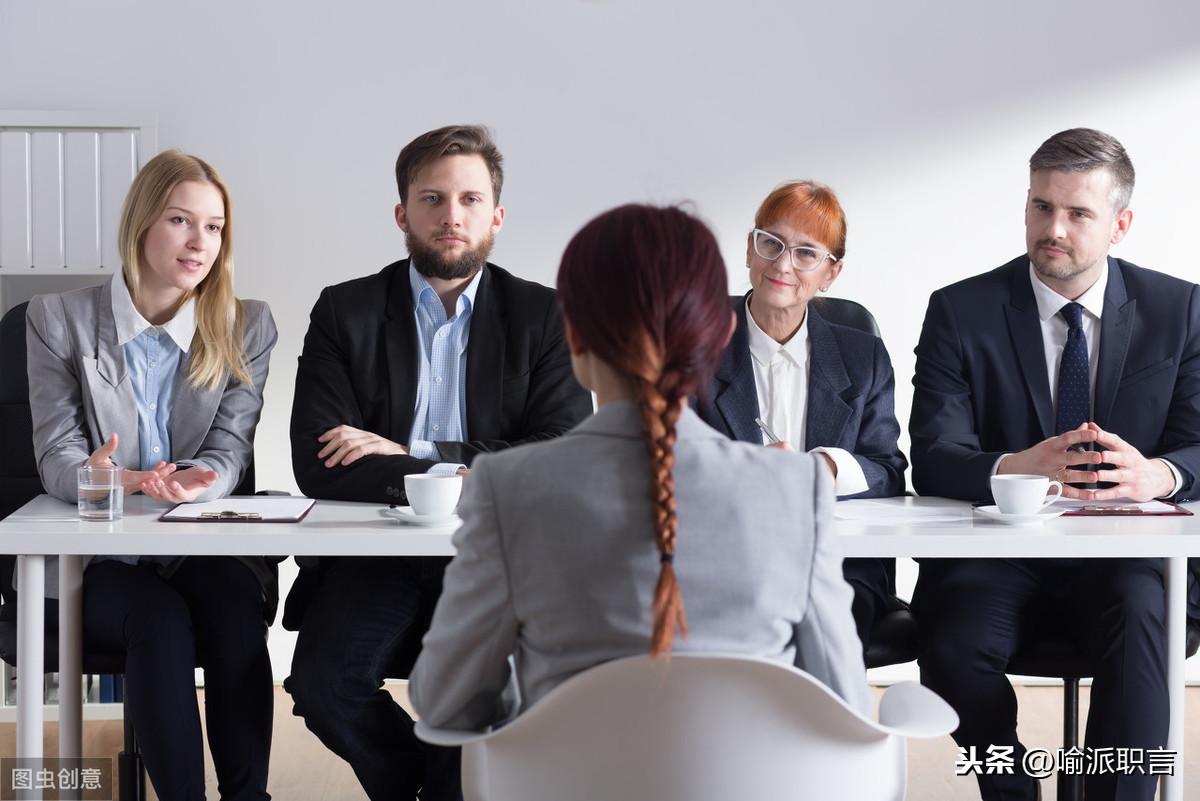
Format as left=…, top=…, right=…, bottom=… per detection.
left=102, top=274, right=195, bottom=566
left=407, top=263, right=482, bottom=474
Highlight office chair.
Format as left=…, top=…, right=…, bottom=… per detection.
left=416, top=653, right=958, bottom=801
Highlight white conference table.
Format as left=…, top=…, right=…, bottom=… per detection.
left=2, top=493, right=1198, bottom=800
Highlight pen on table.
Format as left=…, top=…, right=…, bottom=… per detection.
left=754, top=417, right=783, bottom=445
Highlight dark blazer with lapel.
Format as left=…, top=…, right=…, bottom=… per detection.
left=696, top=293, right=907, bottom=499
left=910, top=255, right=1200, bottom=503
left=285, top=259, right=592, bottom=628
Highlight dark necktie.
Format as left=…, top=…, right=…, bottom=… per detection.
left=1055, top=302, right=1089, bottom=434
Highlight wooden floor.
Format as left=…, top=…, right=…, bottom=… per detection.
left=3, top=684, right=1199, bottom=800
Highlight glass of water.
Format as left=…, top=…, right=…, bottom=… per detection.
left=77, top=465, right=123, bottom=521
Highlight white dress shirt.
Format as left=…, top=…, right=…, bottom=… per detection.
left=745, top=305, right=868, bottom=497
left=993, top=264, right=1181, bottom=495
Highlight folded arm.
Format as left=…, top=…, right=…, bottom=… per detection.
left=290, top=289, right=438, bottom=502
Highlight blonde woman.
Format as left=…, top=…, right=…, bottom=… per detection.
left=25, top=151, right=276, bottom=801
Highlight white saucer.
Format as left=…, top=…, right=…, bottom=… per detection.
left=382, top=506, right=459, bottom=527
left=974, top=505, right=1067, bottom=526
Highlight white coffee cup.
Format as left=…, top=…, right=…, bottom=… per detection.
left=404, top=474, right=463, bottom=516
left=990, top=474, right=1064, bottom=515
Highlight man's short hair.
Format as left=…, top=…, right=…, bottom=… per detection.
left=1029, top=127, right=1135, bottom=211
left=394, top=125, right=504, bottom=205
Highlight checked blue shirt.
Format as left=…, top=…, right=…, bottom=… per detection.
left=406, top=263, right=482, bottom=475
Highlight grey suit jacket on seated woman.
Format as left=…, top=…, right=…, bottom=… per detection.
left=23, top=278, right=278, bottom=605
left=409, top=401, right=872, bottom=731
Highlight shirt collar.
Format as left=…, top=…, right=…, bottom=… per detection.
left=1028, top=260, right=1107, bottom=323
left=408, top=260, right=483, bottom=319
left=745, top=295, right=807, bottom=368
left=109, top=273, right=196, bottom=352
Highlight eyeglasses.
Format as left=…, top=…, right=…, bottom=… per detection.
left=751, top=229, right=838, bottom=272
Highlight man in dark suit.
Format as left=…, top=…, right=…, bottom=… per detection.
left=910, top=128, right=1200, bottom=801
left=284, top=125, right=592, bottom=801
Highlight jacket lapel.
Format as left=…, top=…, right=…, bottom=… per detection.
left=804, top=307, right=853, bottom=449
left=88, top=280, right=139, bottom=466
left=712, top=294, right=763, bottom=444
left=1004, top=260, right=1054, bottom=438
left=384, top=260, right=419, bottom=442
left=465, top=265, right=504, bottom=441
left=170, top=365, right=223, bottom=460
left=1093, top=257, right=1133, bottom=428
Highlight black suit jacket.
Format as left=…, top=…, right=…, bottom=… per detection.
left=696, top=294, right=907, bottom=499
left=910, top=255, right=1200, bottom=614
left=284, top=259, right=592, bottom=628
left=911, top=255, right=1200, bottom=501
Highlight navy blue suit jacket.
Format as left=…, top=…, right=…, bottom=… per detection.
left=696, top=293, right=907, bottom=499
left=910, top=255, right=1200, bottom=503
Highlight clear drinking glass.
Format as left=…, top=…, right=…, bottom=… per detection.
left=77, top=465, right=123, bottom=521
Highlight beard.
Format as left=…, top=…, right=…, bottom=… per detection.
left=407, top=230, right=494, bottom=281
left=1029, top=238, right=1087, bottom=282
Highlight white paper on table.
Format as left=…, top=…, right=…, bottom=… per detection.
left=161, top=497, right=316, bottom=522
left=833, top=499, right=974, bottom=524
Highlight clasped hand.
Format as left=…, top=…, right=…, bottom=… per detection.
left=998, top=422, right=1175, bottom=502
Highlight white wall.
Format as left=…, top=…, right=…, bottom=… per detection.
left=3, top=1, right=1199, bottom=681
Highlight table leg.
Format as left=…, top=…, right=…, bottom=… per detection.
left=58, top=555, right=83, bottom=761
left=1162, top=556, right=1186, bottom=801
left=16, top=555, right=45, bottom=762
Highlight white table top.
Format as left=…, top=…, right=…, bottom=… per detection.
left=0, top=495, right=457, bottom=557
left=835, top=496, right=1200, bottom=558
left=1, top=494, right=1199, bottom=560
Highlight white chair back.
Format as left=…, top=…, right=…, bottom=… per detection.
left=417, top=652, right=958, bottom=801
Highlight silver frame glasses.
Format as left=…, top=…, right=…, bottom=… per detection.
left=751, top=228, right=838, bottom=272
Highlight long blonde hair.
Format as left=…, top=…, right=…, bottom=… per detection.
left=117, top=150, right=249, bottom=389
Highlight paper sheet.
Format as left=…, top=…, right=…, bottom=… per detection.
left=161, top=497, right=316, bottom=522
left=833, top=499, right=974, bottom=524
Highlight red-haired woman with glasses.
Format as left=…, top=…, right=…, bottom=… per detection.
left=695, top=180, right=909, bottom=656
left=409, top=204, right=870, bottom=731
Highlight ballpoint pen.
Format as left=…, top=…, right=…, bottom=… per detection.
left=754, top=416, right=783, bottom=445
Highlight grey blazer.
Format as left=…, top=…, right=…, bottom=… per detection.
left=24, top=279, right=277, bottom=600
left=409, top=401, right=871, bottom=730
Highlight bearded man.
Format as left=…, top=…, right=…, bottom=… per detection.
left=284, top=125, right=592, bottom=801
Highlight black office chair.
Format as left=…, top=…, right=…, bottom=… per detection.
left=810, top=297, right=921, bottom=669
left=0, top=300, right=258, bottom=801
left=1006, top=619, right=1200, bottom=801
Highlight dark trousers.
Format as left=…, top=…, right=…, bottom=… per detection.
left=285, top=557, right=462, bottom=801
left=913, top=558, right=1168, bottom=801
left=844, top=557, right=896, bottom=656
left=84, top=557, right=273, bottom=801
